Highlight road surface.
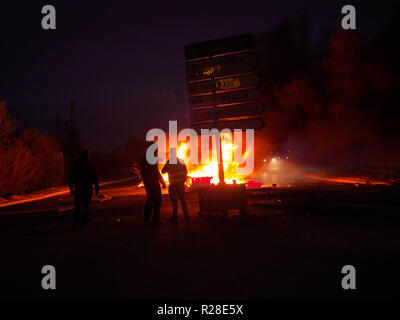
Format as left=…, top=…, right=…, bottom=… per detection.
left=1, top=179, right=400, bottom=299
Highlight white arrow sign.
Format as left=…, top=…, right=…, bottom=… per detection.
left=191, top=118, right=265, bottom=132
left=186, top=52, right=259, bottom=82
left=190, top=103, right=265, bottom=122
left=189, top=89, right=262, bottom=109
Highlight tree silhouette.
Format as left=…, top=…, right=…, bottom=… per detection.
left=0, top=102, right=63, bottom=195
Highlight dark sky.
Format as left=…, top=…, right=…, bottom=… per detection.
left=0, top=0, right=398, bottom=151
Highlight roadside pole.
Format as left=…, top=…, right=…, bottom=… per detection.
left=210, top=72, right=225, bottom=184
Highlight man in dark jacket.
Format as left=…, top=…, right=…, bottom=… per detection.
left=69, top=150, right=99, bottom=227
left=140, top=142, right=166, bottom=225
left=162, top=147, right=189, bottom=222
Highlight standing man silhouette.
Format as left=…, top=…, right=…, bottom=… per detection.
left=140, top=142, right=166, bottom=225
left=69, top=149, right=99, bottom=227
left=162, top=147, right=189, bottom=223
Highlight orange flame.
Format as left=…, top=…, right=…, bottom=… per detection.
left=178, top=133, right=250, bottom=186
left=139, top=134, right=251, bottom=187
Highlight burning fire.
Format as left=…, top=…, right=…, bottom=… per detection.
left=165, top=134, right=250, bottom=186
left=138, top=133, right=251, bottom=187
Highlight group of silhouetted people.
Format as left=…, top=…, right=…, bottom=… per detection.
left=140, top=142, right=189, bottom=225
left=68, top=142, right=189, bottom=227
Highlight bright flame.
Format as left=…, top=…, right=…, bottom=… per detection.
left=178, top=134, right=250, bottom=186
left=139, top=135, right=252, bottom=187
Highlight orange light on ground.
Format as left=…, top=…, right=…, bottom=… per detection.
left=305, top=174, right=390, bottom=186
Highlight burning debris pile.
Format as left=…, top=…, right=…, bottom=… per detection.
left=136, top=120, right=263, bottom=189
left=175, top=138, right=249, bottom=186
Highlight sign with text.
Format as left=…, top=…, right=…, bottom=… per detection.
left=191, top=118, right=265, bottom=132
left=188, top=74, right=261, bottom=96
left=186, top=52, right=259, bottom=82
left=184, top=33, right=254, bottom=60
left=189, top=89, right=261, bottom=109
left=190, top=103, right=265, bottom=122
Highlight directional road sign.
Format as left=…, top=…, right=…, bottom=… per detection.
left=187, top=74, right=261, bottom=96
left=191, top=118, right=265, bottom=133
left=190, top=102, right=265, bottom=122
left=186, top=52, right=259, bottom=82
left=184, top=33, right=254, bottom=60
left=189, top=88, right=261, bottom=109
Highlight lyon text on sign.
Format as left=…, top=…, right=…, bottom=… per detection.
left=188, top=74, right=261, bottom=96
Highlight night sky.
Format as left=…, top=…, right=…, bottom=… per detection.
left=0, top=0, right=398, bottom=151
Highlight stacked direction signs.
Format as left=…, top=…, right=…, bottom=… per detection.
left=184, top=33, right=265, bottom=133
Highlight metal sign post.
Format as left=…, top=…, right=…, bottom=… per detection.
left=210, top=73, right=225, bottom=185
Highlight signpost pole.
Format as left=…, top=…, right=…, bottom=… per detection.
left=211, top=73, right=225, bottom=185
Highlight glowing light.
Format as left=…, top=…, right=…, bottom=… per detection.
left=138, top=138, right=253, bottom=187
left=177, top=143, right=188, bottom=159
left=202, top=65, right=221, bottom=76
left=180, top=136, right=250, bottom=186
left=305, top=174, right=390, bottom=186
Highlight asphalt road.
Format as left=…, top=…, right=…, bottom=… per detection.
left=1, top=180, right=400, bottom=299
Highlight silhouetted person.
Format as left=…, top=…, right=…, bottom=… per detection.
left=69, top=150, right=99, bottom=227
left=162, top=147, right=189, bottom=222
left=140, top=142, right=166, bottom=225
